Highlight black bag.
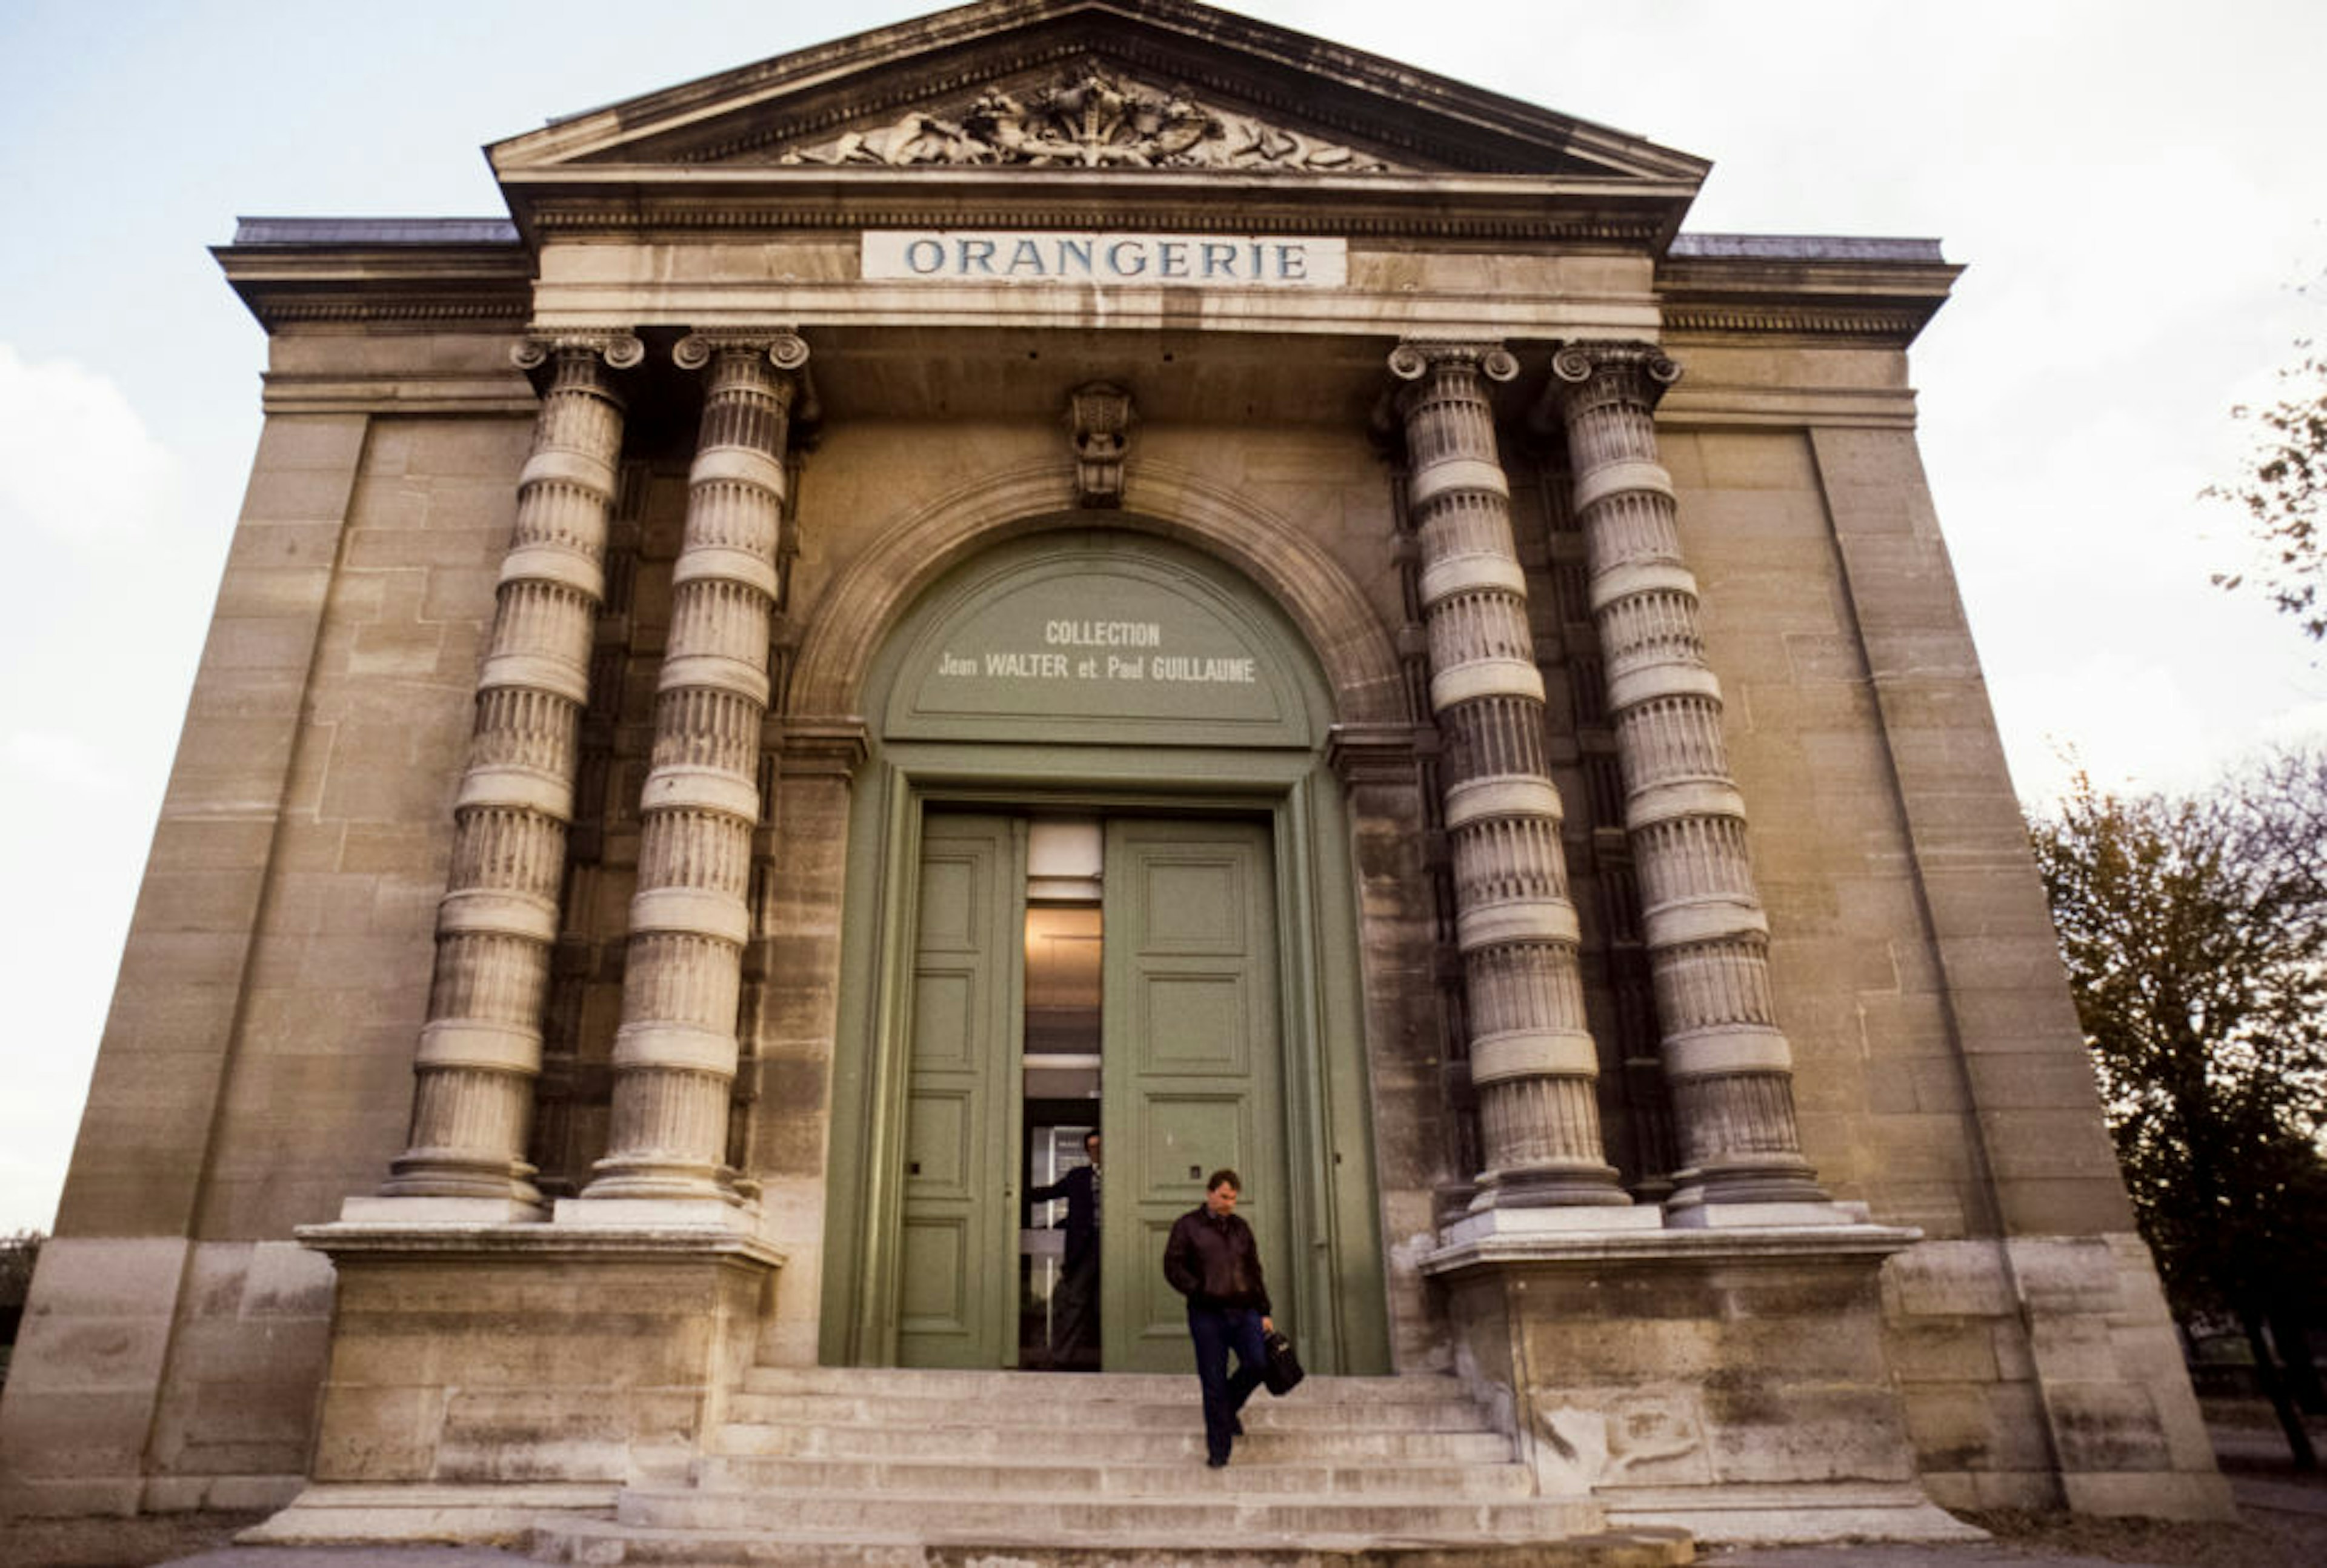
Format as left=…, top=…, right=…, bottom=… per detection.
left=1262, top=1328, right=1305, bottom=1397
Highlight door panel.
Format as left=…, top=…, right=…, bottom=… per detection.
left=897, top=815, right=1022, bottom=1367
left=1102, top=819, right=1288, bottom=1373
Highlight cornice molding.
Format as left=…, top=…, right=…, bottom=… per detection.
left=1661, top=304, right=1937, bottom=342
left=1656, top=244, right=1961, bottom=348
left=214, top=237, right=533, bottom=334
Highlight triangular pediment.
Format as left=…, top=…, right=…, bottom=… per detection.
left=728, top=59, right=1419, bottom=176
left=490, top=0, right=1707, bottom=188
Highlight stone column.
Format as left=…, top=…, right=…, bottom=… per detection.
left=1388, top=342, right=1628, bottom=1209
left=582, top=332, right=807, bottom=1208
left=1546, top=341, right=1828, bottom=1209
left=379, top=332, right=641, bottom=1214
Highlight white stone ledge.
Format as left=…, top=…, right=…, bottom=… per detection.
left=242, top=1481, right=624, bottom=1547
left=1430, top=657, right=1545, bottom=712
left=414, top=1019, right=541, bottom=1073
left=296, top=1224, right=781, bottom=1267
left=518, top=445, right=617, bottom=501
left=627, top=886, right=752, bottom=946
left=1588, top=558, right=1700, bottom=616
left=638, top=764, right=762, bottom=824
left=1468, top=1027, right=1601, bottom=1083
left=670, top=543, right=781, bottom=600
left=611, top=1019, right=743, bottom=1074
left=525, top=282, right=1665, bottom=341
left=1624, top=777, right=1747, bottom=830
left=688, top=443, right=788, bottom=497
left=654, top=651, right=773, bottom=708
left=1641, top=897, right=1771, bottom=951
left=1660, top=1024, right=1793, bottom=1077
left=478, top=650, right=591, bottom=705
left=1421, top=1214, right=1919, bottom=1275
left=1606, top=659, right=1722, bottom=715
left=1600, top=1481, right=1980, bottom=1546
left=434, top=888, right=558, bottom=944
left=1443, top=775, right=1564, bottom=830
left=1457, top=896, right=1582, bottom=952
left=1571, top=457, right=1675, bottom=516
left=498, top=540, right=605, bottom=601
left=1407, top=455, right=1510, bottom=511
left=1417, top=550, right=1528, bottom=611
left=455, top=763, right=573, bottom=820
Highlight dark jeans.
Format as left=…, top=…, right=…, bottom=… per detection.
left=1048, top=1252, right=1099, bottom=1367
left=1187, top=1304, right=1267, bottom=1463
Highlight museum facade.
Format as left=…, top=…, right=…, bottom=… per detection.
left=0, top=0, right=2231, bottom=1553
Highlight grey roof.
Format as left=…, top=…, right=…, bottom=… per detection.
left=230, top=217, right=522, bottom=245
left=1670, top=233, right=1947, bottom=262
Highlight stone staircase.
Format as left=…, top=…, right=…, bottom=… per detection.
left=530, top=1365, right=1694, bottom=1566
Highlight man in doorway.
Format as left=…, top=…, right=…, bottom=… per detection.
left=1162, top=1169, right=1273, bottom=1469
left=1027, top=1129, right=1101, bottom=1369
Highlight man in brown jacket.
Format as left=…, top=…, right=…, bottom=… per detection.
left=1162, top=1169, right=1273, bottom=1468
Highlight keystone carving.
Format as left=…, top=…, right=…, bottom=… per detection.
left=1068, top=381, right=1133, bottom=508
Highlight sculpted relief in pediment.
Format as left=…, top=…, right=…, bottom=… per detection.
left=768, top=63, right=1407, bottom=173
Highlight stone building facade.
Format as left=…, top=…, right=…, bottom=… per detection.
left=0, top=0, right=2230, bottom=1552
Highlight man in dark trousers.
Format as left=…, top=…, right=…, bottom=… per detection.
left=1027, top=1129, right=1101, bottom=1369
left=1162, top=1168, right=1273, bottom=1468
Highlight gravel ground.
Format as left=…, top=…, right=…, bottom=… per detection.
left=4, top=1511, right=268, bottom=1568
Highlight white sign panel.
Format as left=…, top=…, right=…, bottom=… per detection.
left=863, top=230, right=1346, bottom=288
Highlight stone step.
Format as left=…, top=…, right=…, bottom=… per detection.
left=737, top=1366, right=1466, bottom=1404
left=533, top=1516, right=1697, bottom=1567
left=693, top=1452, right=1537, bottom=1499
left=615, top=1486, right=1611, bottom=1541
left=724, top=1390, right=1486, bottom=1432
left=713, top=1420, right=1515, bottom=1464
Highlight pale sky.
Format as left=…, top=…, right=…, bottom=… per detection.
left=2, top=1, right=2321, bottom=1234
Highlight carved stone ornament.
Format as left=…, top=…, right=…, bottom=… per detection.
left=1387, top=341, right=1520, bottom=384
left=673, top=329, right=813, bottom=372
left=511, top=331, right=646, bottom=371
left=774, top=62, right=1400, bottom=174
left=1068, top=381, right=1133, bottom=508
left=1550, top=341, right=1682, bottom=397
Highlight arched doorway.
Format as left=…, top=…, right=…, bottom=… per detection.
left=817, top=528, right=1390, bottom=1375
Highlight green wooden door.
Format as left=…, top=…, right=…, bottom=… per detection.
left=897, top=814, right=1023, bottom=1367
left=1102, top=819, right=1290, bottom=1374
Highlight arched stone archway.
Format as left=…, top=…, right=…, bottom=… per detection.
left=787, top=458, right=1405, bottom=728
left=809, top=505, right=1403, bottom=1378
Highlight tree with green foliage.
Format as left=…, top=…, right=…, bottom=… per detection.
left=2028, top=751, right=2327, bottom=1468
left=2210, top=342, right=2327, bottom=645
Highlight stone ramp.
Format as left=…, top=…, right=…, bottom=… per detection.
left=527, top=1366, right=1694, bottom=1566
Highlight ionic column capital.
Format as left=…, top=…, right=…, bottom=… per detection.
left=674, top=329, right=811, bottom=373
left=511, top=330, right=647, bottom=372
left=1388, top=339, right=1520, bottom=385
left=1546, top=339, right=1682, bottom=410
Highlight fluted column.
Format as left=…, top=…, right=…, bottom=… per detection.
left=381, top=331, right=642, bottom=1209
left=1388, top=342, right=1628, bottom=1209
left=1546, top=341, right=1828, bottom=1209
left=583, top=332, right=806, bottom=1206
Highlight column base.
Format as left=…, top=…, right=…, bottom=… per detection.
left=290, top=1218, right=784, bottom=1498
left=1440, top=1203, right=1668, bottom=1249
left=1423, top=1219, right=1932, bottom=1540
left=1663, top=1199, right=1871, bottom=1230
left=1665, top=1157, right=1831, bottom=1211
left=551, top=1195, right=757, bottom=1232
left=338, top=1194, right=547, bottom=1224
left=1473, top=1166, right=1635, bottom=1211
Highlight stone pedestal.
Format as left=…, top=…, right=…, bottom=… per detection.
left=1425, top=1222, right=1980, bottom=1544
left=252, top=1223, right=780, bottom=1543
